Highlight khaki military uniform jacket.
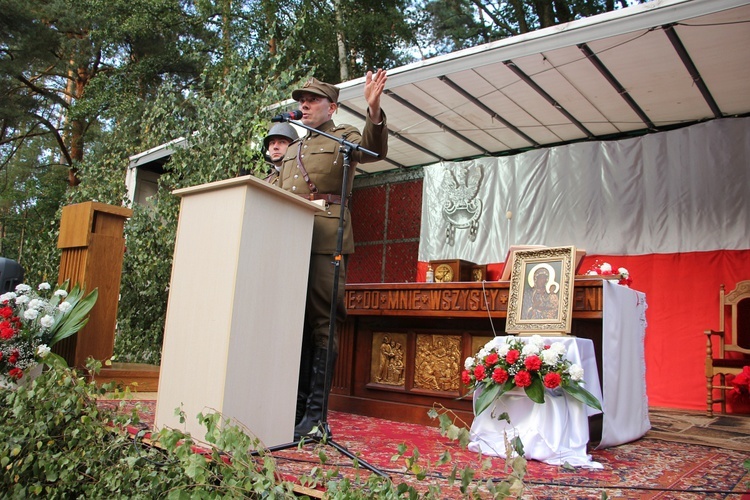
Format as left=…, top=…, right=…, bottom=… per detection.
left=263, top=166, right=280, bottom=185
left=278, top=112, right=388, bottom=254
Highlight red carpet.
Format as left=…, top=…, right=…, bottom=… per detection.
left=100, top=400, right=750, bottom=498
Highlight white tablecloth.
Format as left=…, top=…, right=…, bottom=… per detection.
left=468, top=283, right=650, bottom=465
left=598, top=280, right=650, bottom=448
left=468, top=337, right=604, bottom=468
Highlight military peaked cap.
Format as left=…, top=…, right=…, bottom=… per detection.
left=292, top=77, right=340, bottom=104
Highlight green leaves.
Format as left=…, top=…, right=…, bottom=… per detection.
left=473, top=375, right=602, bottom=416
left=48, top=281, right=99, bottom=346
left=563, top=382, right=603, bottom=412
left=473, top=379, right=503, bottom=416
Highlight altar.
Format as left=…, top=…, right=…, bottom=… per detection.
left=330, top=278, right=650, bottom=449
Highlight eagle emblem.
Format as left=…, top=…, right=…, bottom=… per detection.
left=440, top=164, right=483, bottom=245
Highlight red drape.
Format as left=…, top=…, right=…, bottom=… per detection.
left=418, top=250, right=750, bottom=412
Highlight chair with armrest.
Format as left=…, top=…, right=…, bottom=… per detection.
left=705, top=280, right=750, bottom=417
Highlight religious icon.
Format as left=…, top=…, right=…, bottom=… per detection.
left=505, top=246, right=576, bottom=335
left=521, top=262, right=561, bottom=320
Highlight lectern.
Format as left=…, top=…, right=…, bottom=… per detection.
left=155, top=175, right=323, bottom=447
left=55, top=201, right=132, bottom=368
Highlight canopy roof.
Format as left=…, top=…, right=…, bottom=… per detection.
left=315, top=0, right=750, bottom=175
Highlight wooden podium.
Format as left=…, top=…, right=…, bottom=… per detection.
left=154, top=175, right=323, bottom=447
left=55, top=201, right=132, bottom=368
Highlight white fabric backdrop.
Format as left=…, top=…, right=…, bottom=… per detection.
left=419, top=117, right=750, bottom=262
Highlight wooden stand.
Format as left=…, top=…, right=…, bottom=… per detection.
left=55, top=202, right=132, bottom=369
left=154, top=176, right=323, bottom=447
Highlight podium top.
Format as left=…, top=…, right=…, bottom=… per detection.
left=58, top=202, right=133, bottom=249
left=172, top=175, right=325, bottom=213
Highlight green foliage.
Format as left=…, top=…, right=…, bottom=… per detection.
left=1, top=361, right=525, bottom=498
left=412, top=0, right=638, bottom=57
left=429, top=404, right=528, bottom=498
left=0, top=360, right=190, bottom=497
left=113, top=204, right=176, bottom=364
left=0, top=145, right=68, bottom=282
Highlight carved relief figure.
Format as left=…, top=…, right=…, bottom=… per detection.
left=387, top=341, right=404, bottom=383
left=414, top=335, right=461, bottom=391
left=376, top=335, right=404, bottom=385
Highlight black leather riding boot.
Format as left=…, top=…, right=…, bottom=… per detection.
left=294, top=347, right=336, bottom=440
left=295, top=341, right=313, bottom=425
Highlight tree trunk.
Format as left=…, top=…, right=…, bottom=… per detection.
left=553, top=0, right=573, bottom=23
left=222, top=0, right=232, bottom=76
left=263, top=0, right=277, bottom=55
left=533, top=0, right=555, bottom=28
left=333, top=0, right=348, bottom=82
left=509, top=0, right=530, bottom=34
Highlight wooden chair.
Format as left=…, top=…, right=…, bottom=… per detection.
left=705, top=280, right=750, bottom=416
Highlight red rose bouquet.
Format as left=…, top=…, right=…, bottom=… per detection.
left=461, top=335, right=602, bottom=416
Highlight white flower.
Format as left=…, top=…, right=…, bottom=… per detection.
left=497, top=343, right=510, bottom=357
left=15, top=284, right=31, bottom=293
left=40, top=315, right=55, bottom=329
left=600, top=262, right=612, bottom=273
left=529, top=335, right=545, bottom=349
left=485, top=337, right=504, bottom=351
left=24, top=309, right=39, bottom=320
left=54, top=289, right=68, bottom=298
left=15, top=295, right=30, bottom=305
left=0, top=292, right=16, bottom=303
left=549, top=342, right=566, bottom=357
left=522, top=342, right=540, bottom=356
left=27, top=298, right=45, bottom=310
left=58, top=301, right=73, bottom=313
left=541, top=349, right=560, bottom=365
left=477, top=347, right=489, bottom=359
left=38, top=282, right=51, bottom=291
left=464, top=357, right=475, bottom=370
left=618, top=267, right=629, bottom=277
left=36, top=344, right=51, bottom=358
left=569, top=363, right=584, bottom=381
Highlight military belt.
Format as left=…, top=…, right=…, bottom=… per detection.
left=298, top=193, right=348, bottom=207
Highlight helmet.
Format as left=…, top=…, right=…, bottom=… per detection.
left=263, top=123, right=299, bottom=150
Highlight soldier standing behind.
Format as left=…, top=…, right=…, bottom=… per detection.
left=262, top=122, right=298, bottom=185
left=278, top=70, right=388, bottom=440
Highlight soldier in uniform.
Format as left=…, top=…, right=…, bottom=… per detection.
left=262, top=122, right=298, bottom=185
left=278, top=70, right=388, bottom=439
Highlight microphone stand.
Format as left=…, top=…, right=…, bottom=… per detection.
left=259, top=116, right=388, bottom=479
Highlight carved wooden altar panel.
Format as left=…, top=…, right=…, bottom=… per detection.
left=413, top=334, right=461, bottom=392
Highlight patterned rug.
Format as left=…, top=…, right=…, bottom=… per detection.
left=646, top=407, right=750, bottom=453
left=98, top=399, right=750, bottom=498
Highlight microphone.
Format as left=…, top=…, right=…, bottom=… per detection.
left=271, top=110, right=302, bottom=122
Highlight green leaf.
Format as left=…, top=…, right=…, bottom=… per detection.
left=474, top=382, right=501, bottom=416
left=511, top=436, right=525, bottom=457
left=524, top=378, right=546, bottom=404
left=563, top=383, right=603, bottom=411
left=49, top=285, right=99, bottom=346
